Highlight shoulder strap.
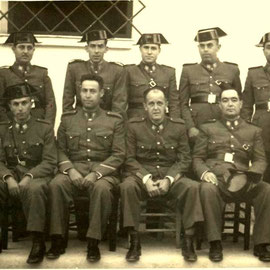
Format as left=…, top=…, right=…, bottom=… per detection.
left=137, top=64, right=157, bottom=88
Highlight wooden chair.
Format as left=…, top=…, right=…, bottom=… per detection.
left=64, top=188, right=119, bottom=251
left=222, top=201, right=252, bottom=250
left=138, top=197, right=182, bottom=248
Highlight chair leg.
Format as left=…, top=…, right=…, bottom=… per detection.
left=244, top=203, right=251, bottom=250
left=63, top=212, right=70, bottom=249
left=2, top=199, right=9, bottom=250
left=175, top=209, right=181, bottom=249
left=233, top=202, right=240, bottom=243
left=108, top=195, right=119, bottom=252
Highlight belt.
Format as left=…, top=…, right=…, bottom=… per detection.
left=128, top=102, right=144, bottom=109
left=209, top=153, right=249, bottom=166
left=190, top=96, right=219, bottom=104
left=255, top=103, right=269, bottom=110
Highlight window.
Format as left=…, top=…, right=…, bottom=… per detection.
left=0, top=0, right=145, bottom=38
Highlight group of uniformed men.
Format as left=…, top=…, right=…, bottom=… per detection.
left=0, top=27, right=270, bottom=265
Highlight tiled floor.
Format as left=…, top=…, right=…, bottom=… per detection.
left=0, top=231, right=269, bottom=269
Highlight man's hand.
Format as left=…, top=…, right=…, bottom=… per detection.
left=82, top=172, right=97, bottom=188
left=145, top=178, right=161, bottom=197
left=202, top=172, right=218, bottom=186
left=19, top=175, right=32, bottom=190
left=68, top=168, right=83, bottom=188
left=154, top=178, right=170, bottom=195
left=6, top=176, right=20, bottom=198
left=188, top=127, right=199, bottom=138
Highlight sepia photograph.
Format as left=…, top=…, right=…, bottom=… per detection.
left=0, top=0, right=270, bottom=268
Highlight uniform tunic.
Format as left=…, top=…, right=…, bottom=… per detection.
left=49, top=107, right=125, bottom=240
left=193, top=118, right=270, bottom=245
left=62, top=60, right=127, bottom=118
left=0, top=63, right=56, bottom=125
left=179, top=61, right=241, bottom=130
left=120, top=116, right=203, bottom=231
left=125, top=62, right=180, bottom=118
left=0, top=117, right=57, bottom=232
left=241, top=64, right=270, bottom=182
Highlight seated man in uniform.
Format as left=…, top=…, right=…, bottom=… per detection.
left=0, top=83, right=57, bottom=264
left=0, top=32, right=56, bottom=125
left=46, top=74, right=125, bottom=262
left=193, top=85, right=270, bottom=262
left=120, top=87, right=204, bottom=262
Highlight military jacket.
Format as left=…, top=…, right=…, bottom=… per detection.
left=125, top=62, right=180, bottom=119
left=179, top=61, right=242, bottom=129
left=62, top=60, right=127, bottom=117
left=241, top=64, right=270, bottom=151
left=0, top=117, right=57, bottom=180
left=57, top=107, right=125, bottom=177
left=0, top=62, right=56, bottom=124
left=124, top=116, right=191, bottom=181
left=193, top=118, right=266, bottom=179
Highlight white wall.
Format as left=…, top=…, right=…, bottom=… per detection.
left=0, top=0, right=270, bottom=129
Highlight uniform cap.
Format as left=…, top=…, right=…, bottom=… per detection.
left=194, top=27, right=227, bottom=42
left=79, top=30, right=113, bottom=43
left=136, top=33, right=169, bottom=45
left=4, top=32, right=39, bottom=45
left=256, top=32, right=270, bottom=47
left=3, top=83, right=38, bottom=101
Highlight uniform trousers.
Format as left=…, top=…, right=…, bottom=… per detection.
left=0, top=178, right=49, bottom=232
left=48, top=173, right=117, bottom=240
left=120, top=176, right=204, bottom=231
left=200, top=181, right=270, bottom=245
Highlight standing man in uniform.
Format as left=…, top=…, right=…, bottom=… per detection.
left=62, top=30, right=127, bottom=118
left=120, top=87, right=203, bottom=262
left=0, top=83, right=57, bottom=264
left=241, top=32, right=270, bottom=183
left=46, top=74, right=125, bottom=262
left=0, top=32, right=56, bottom=125
left=193, top=86, right=270, bottom=262
left=179, top=27, right=242, bottom=141
left=125, top=33, right=180, bottom=119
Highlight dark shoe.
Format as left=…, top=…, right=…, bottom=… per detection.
left=26, top=241, right=46, bottom=264
left=209, top=240, right=223, bottom=262
left=182, top=235, right=197, bottom=262
left=46, top=236, right=65, bottom=260
left=254, top=244, right=270, bottom=262
left=87, top=238, right=100, bottom=262
left=126, top=232, right=141, bottom=262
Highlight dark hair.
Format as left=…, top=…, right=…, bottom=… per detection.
left=143, top=87, right=166, bottom=102
left=220, top=87, right=242, bottom=100
left=80, top=74, right=104, bottom=90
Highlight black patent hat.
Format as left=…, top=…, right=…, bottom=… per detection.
left=4, top=32, right=39, bottom=45
left=194, top=27, right=227, bottom=42
left=2, top=83, right=38, bottom=101
left=256, top=32, right=270, bottom=47
left=136, top=33, right=169, bottom=45
left=79, top=30, right=113, bottom=43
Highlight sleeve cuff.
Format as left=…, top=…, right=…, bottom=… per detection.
left=201, top=170, right=209, bottom=181
left=165, top=175, right=174, bottom=185
left=24, top=173, right=34, bottom=179
left=59, top=160, right=74, bottom=174
left=2, top=174, right=13, bottom=182
left=142, top=174, right=152, bottom=184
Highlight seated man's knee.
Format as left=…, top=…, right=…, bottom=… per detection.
left=200, top=182, right=218, bottom=197
left=120, top=178, right=138, bottom=193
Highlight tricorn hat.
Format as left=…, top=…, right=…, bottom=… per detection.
left=136, top=33, right=169, bottom=45
left=256, top=32, right=270, bottom=47
left=79, top=30, right=113, bottom=43
left=4, top=32, right=39, bottom=45
left=194, top=27, right=227, bottom=42
left=2, top=83, right=38, bottom=101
